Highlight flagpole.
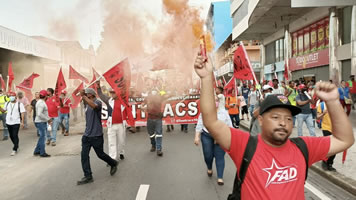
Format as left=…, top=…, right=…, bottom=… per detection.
left=76, top=76, right=103, bottom=96
left=6, top=75, right=9, bottom=92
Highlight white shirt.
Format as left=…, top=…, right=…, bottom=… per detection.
left=217, top=94, right=225, bottom=110
left=196, top=108, right=233, bottom=133
left=272, top=86, right=285, bottom=95
left=248, top=91, right=258, bottom=106
left=4, top=101, right=26, bottom=125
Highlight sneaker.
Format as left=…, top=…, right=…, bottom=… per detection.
left=40, top=153, right=51, bottom=158
left=2, top=136, right=8, bottom=141
left=327, top=165, right=336, bottom=172
left=321, top=161, right=328, bottom=170
left=51, top=141, right=56, bottom=146
left=64, top=132, right=69, bottom=136
left=157, top=150, right=163, bottom=157
left=150, top=146, right=156, bottom=152
left=77, top=176, right=94, bottom=185
left=10, top=151, right=16, bottom=156
left=46, top=139, right=51, bottom=145
left=110, top=161, right=119, bottom=176
left=33, top=152, right=40, bottom=156
left=120, top=154, right=125, bottom=160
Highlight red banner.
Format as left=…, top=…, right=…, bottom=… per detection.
left=224, top=78, right=235, bottom=96
left=7, top=62, right=14, bottom=92
left=71, top=82, right=84, bottom=109
left=233, top=44, right=254, bottom=80
left=103, top=58, right=134, bottom=126
left=101, top=95, right=200, bottom=126
left=92, top=67, right=100, bottom=79
left=284, top=63, right=289, bottom=81
left=17, top=73, right=40, bottom=89
left=55, top=68, right=67, bottom=98
left=69, top=65, right=89, bottom=83
left=289, top=48, right=329, bottom=71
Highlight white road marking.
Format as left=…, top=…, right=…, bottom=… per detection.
left=305, top=182, right=332, bottom=200
left=136, top=184, right=150, bottom=200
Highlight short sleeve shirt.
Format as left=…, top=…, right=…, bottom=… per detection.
left=59, top=98, right=71, bottom=114
left=241, top=87, right=250, bottom=100
left=46, top=96, right=60, bottom=118
left=4, top=102, right=26, bottom=125
left=296, top=94, right=312, bottom=114
left=225, top=128, right=330, bottom=200
left=84, top=99, right=103, bottom=137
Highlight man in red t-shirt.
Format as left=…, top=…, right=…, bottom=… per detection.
left=59, top=90, right=72, bottom=136
left=194, top=54, right=354, bottom=199
left=46, top=88, right=60, bottom=146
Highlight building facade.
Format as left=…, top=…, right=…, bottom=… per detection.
left=230, top=0, right=356, bottom=84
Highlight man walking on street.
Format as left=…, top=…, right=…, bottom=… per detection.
left=77, top=88, right=118, bottom=185
left=34, top=90, right=51, bottom=158
left=59, top=90, right=71, bottom=136
left=0, top=89, right=9, bottom=140
left=46, top=88, right=60, bottom=146
left=194, top=54, right=354, bottom=199
left=0, top=92, right=25, bottom=156
left=296, top=84, right=315, bottom=136
left=97, top=82, right=127, bottom=161
left=142, top=90, right=166, bottom=156
left=31, top=92, right=40, bottom=137
left=17, top=91, right=30, bottom=129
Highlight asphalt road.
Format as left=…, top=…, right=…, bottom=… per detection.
left=0, top=123, right=354, bottom=200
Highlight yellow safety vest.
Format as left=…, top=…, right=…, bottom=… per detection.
left=0, top=95, right=9, bottom=114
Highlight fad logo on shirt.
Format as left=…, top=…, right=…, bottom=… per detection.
left=263, top=159, right=298, bottom=188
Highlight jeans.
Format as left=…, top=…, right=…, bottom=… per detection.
left=7, top=124, right=20, bottom=151
left=59, top=113, right=69, bottom=132
left=181, top=124, right=188, bottom=131
left=297, top=113, right=315, bottom=136
left=81, top=136, right=117, bottom=177
left=33, top=116, right=39, bottom=136
left=229, top=114, right=240, bottom=128
left=322, top=130, right=336, bottom=165
left=107, top=123, right=126, bottom=160
left=249, top=105, right=255, bottom=118
left=0, top=113, right=8, bottom=137
left=49, top=117, right=60, bottom=142
left=201, top=131, right=226, bottom=179
left=147, top=119, right=163, bottom=150
left=311, top=109, right=316, bottom=127
left=34, top=122, right=47, bottom=156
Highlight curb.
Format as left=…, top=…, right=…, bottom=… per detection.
left=238, top=121, right=356, bottom=196
left=310, top=163, right=356, bottom=196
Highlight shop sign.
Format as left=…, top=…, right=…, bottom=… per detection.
left=289, top=48, right=329, bottom=71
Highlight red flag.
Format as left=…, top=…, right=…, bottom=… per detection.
left=17, top=73, right=40, bottom=90
left=71, top=82, right=84, bottom=109
left=233, top=45, right=254, bottom=80
left=224, top=78, right=235, bottom=97
left=0, top=75, right=6, bottom=91
left=55, top=68, right=67, bottom=98
left=284, top=63, right=289, bottom=81
left=103, top=58, right=134, bottom=126
left=69, top=65, right=89, bottom=83
left=7, top=62, right=14, bottom=92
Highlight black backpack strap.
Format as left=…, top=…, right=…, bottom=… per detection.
left=18, top=102, right=22, bottom=121
left=228, top=135, right=258, bottom=200
left=290, top=137, right=309, bottom=181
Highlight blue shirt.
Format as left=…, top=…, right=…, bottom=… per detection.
left=338, top=87, right=350, bottom=100
left=241, top=87, right=250, bottom=101
left=84, top=99, right=103, bottom=137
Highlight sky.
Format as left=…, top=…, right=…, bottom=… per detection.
left=0, top=0, right=225, bottom=50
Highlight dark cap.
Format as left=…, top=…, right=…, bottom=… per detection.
left=259, top=95, right=301, bottom=116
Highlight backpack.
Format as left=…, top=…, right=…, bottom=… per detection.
left=227, top=135, right=309, bottom=200
left=5, top=102, right=23, bottom=121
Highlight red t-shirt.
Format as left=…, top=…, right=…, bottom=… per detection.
left=350, top=81, right=356, bottom=94
left=226, top=128, right=330, bottom=200
left=112, top=99, right=123, bottom=124
left=59, top=98, right=71, bottom=114
left=46, top=96, right=60, bottom=118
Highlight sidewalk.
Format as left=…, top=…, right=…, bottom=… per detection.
left=239, top=109, right=356, bottom=196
